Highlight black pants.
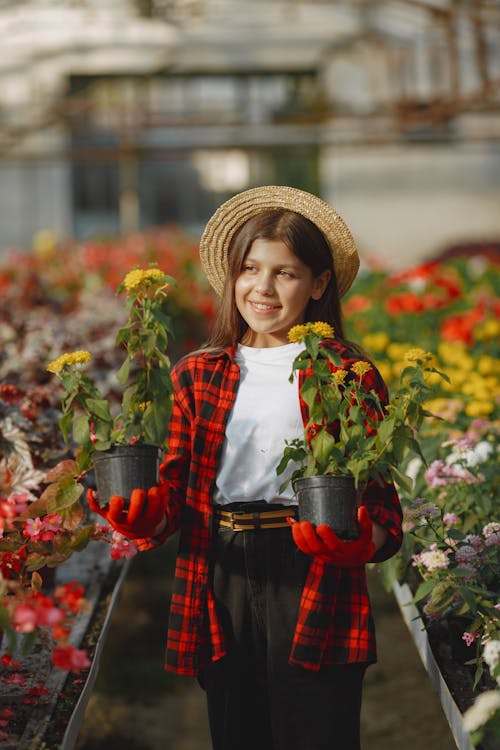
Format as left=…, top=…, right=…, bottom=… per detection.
left=201, top=508, right=367, bottom=750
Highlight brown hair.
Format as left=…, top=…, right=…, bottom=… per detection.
left=203, top=208, right=347, bottom=350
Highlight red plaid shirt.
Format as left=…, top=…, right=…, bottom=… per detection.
left=138, top=341, right=402, bottom=676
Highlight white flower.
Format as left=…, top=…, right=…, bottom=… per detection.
left=483, top=522, right=500, bottom=538
left=483, top=640, right=500, bottom=678
left=405, top=457, right=423, bottom=482
left=414, top=544, right=450, bottom=572
left=463, top=690, right=500, bottom=732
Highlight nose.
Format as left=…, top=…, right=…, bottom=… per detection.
left=255, top=270, right=274, bottom=295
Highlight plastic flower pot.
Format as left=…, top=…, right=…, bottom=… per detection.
left=293, top=475, right=359, bottom=539
left=93, top=444, right=160, bottom=508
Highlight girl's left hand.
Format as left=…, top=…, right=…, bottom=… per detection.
left=290, top=506, right=375, bottom=567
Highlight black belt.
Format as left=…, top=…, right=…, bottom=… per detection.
left=214, top=505, right=297, bottom=531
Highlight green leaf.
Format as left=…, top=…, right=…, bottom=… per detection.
left=44, top=459, right=79, bottom=483
left=143, top=403, right=167, bottom=446
left=300, top=376, right=319, bottom=410
left=322, top=348, right=343, bottom=368
left=377, top=416, right=395, bottom=445
left=412, top=578, right=435, bottom=603
left=115, top=356, right=131, bottom=385
left=45, top=480, right=84, bottom=514
left=86, top=398, right=113, bottom=423
left=73, top=414, right=90, bottom=446
left=311, top=428, right=336, bottom=469
left=59, top=411, right=73, bottom=444
left=304, top=334, right=319, bottom=360
left=390, top=466, right=414, bottom=493
left=459, top=586, right=478, bottom=614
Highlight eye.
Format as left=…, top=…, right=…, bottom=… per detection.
left=278, top=269, right=294, bottom=278
left=242, top=263, right=257, bottom=273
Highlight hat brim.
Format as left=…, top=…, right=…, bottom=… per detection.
left=199, top=185, right=359, bottom=298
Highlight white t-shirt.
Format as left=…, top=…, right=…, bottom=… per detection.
left=214, top=342, right=303, bottom=506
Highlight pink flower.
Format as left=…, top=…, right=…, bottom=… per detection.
left=22, top=517, right=44, bottom=540
left=462, top=631, right=479, bottom=647
left=12, top=593, right=64, bottom=633
left=11, top=604, right=38, bottom=633
left=89, top=422, right=98, bottom=445
left=42, top=514, right=62, bottom=534
left=0, top=493, right=29, bottom=534
left=110, top=532, right=138, bottom=560
left=52, top=645, right=91, bottom=673
left=485, top=533, right=500, bottom=547
left=425, top=460, right=481, bottom=488
left=464, top=534, right=484, bottom=551
left=412, top=544, right=450, bottom=572
left=443, top=512, right=459, bottom=528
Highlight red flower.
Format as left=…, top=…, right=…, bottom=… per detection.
left=52, top=645, right=91, bottom=673
left=440, top=308, right=484, bottom=345
left=385, top=292, right=425, bottom=315
left=0, top=547, right=27, bottom=579
left=343, top=294, right=371, bottom=315
left=1, top=654, right=20, bottom=670
left=54, top=582, right=85, bottom=615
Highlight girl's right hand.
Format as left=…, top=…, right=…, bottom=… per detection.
left=86, top=486, right=167, bottom=539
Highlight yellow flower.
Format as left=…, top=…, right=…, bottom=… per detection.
left=288, top=321, right=334, bottom=343
left=404, top=348, right=433, bottom=364
left=138, top=401, right=152, bottom=411
left=47, top=350, right=92, bottom=374
left=351, top=361, right=372, bottom=377
left=424, top=371, right=443, bottom=387
left=465, top=400, right=494, bottom=417
left=288, top=325, right=308, bottom=343
left=374, top=361, right=392, bottom=384
left=310, top=322, right=335, bottom=339
left=478, top=356, right=499, bottom=376
left=475, top=319, right=500, bottom=341
left=123, top=267, right=165, bottom=291
left=437, top=341, right=467, bottom=366
left=332, top=369, right=348, bottom=385
left=424, top=398, right=464, bottom=421
left=362, top=332, right=389, bottom=354
left=387, top=342, right=412, bottom=362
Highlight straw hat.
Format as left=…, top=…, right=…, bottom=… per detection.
left=199, top=185, right=359, bottom=298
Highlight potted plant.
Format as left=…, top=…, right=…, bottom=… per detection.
left=46, top=266, right=176, bottom=508
left=276, top=322, right=447, bottom=537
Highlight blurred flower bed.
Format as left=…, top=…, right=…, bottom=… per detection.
left=0, top=226, right=499, bottom=746
left=344, top=252, right=500, bottom=747
left=0, top=226, right=216, bottom=743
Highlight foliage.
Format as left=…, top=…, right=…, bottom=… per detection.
left=276, top=322, right=446, bottom=493
left=344, top=253, right=500, bottom=741
left=47, top=267, right=175, bottom=467
left=0, top=225, right=214, bottom=698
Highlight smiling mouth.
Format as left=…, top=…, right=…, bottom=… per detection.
left=250, top=300, right=280, bottom=311
left=249, top=301, right=280, bottom=311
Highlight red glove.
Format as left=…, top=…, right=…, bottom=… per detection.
left=87, top=486, right=166, bottom=539
left=290, top=506, right=375, bottom=567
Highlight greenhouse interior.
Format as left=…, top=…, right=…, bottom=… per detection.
left=0, top=2, right=499, bottom=749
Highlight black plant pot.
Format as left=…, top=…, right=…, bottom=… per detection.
left=93, top=444, right=160, bottom=508
left=293, top=475, right=359, bottom=539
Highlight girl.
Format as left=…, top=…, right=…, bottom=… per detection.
left=89, top=186, right=403, bottom=750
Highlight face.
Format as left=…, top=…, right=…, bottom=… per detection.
left=235, top=238, right=331, bottom=347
